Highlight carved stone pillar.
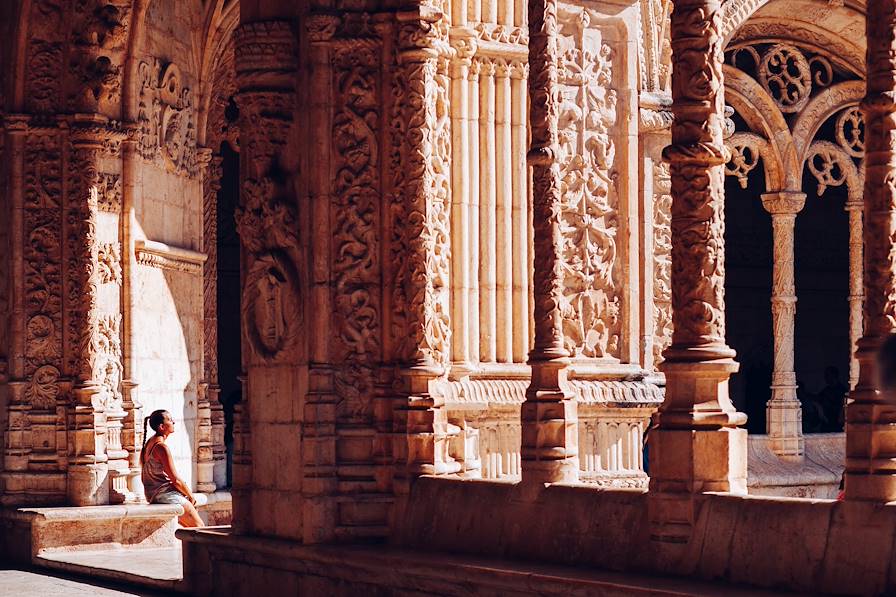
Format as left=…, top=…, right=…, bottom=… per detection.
left=649, top=0, right=747, bottom=547
left=845, top=199, right=863, bottom=390
left=0, top=115, right=38, bottom=506
left=845, top=0, right=896, bottom=501
left=66, top=117, right=109, bottom=506
left=762, top=191, right=805, bottom=458
left=196, top=147, right=218, bottom=494
left=391, top=8, right=459, bottom=492
left=233, top=20, right=300, bottom=533
left=522, top=0, right=578, bottom=485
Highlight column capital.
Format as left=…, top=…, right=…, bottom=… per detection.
left=761, top=191, right=806, bottom=215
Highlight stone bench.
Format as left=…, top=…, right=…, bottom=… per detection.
left=0, top=504, right=183, bottom=564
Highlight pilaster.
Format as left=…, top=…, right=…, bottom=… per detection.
left=390, top=7, right=460, bottom=493
left=233, top=19, right=302, bottom=535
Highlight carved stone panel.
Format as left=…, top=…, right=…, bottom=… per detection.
left=556, top=6, right=621, bottom=359
left=23, top=134, right=64, bottom=401
left=136, top=60, right=198, bottom=177
left=652, top=161, right=672, bottom=365
left=332, top=41, right=381, bottom=419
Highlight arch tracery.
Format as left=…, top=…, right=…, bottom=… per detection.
left=716, top=19, right=865, bottom=456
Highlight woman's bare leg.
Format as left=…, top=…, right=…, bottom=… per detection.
left=179, top=501, right=205, bottom=528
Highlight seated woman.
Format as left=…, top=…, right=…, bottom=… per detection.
left=141, top=409, right=205, bottom=528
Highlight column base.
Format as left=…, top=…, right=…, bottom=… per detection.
left=648, top=427, right=747, bottom=495
left=657, top=351, right=745, bottom=428
left=521, top=358, right=578, bottom=485
left=67, top=463, right=110, bottom=506
left=766, top=395, right=804, bottom=459
left=845, top=402, right=896, bottom=501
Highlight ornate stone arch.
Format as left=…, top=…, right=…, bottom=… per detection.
left=723, top=65, right=798, bottom=191
left=792, top=81, right=865, bottom=167
left=720, top=0, right=773, bottom=43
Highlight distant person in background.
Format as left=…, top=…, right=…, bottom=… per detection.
left=817, top=366, right=847, bottom=432
left=797, top=380, right=823, bottom=433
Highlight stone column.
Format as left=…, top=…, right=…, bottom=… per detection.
left=845, top=0, right=896, bottom=501
left=649, top=0, right=747, bottom=546
left=390, top=8, right=461, bottom=493
left=762, top=191, right=806, bottom=458
left=846, top=198, right=863, bottom=390
left=66, top=117, right=109, bottom=506
left=522, top=0, right=578, bottom=485
left=196, top=147, right=217, bottom=494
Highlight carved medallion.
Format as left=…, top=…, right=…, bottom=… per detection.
left=241, top=251, right=300, bottom=361
left=136, top=60, right=198, bottom=177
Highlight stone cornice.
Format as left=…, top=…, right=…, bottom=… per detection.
left=135, top=239, right=207, bottom=275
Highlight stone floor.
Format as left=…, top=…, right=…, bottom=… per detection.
left=35, top=546, right=182, bottom=591
left=0, top=567, right=172, bottom=596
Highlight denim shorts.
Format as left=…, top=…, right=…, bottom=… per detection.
left=152, top=490, right=190, bottom=506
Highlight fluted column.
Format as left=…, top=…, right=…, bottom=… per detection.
left=649, top=0, right=747, bottom=548
left=450, top=37, right=474, bottom=372
left=845, top=0, right=896, bottom=501
left=522, top=0, right=578, bottom=485
left=495, top=59, right=514, bottom=363
left=762, top=192, right=805, bottom=458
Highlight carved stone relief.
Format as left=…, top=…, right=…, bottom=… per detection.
left=235, top=177, right=300, bottom=361
left=96, top=174, right=121, bottom=213
left=652, top=161, right=672, bottom=365
left=556, top=7, right=621, bottom=359
left=97, top=314, right=123, bottom=406
left=390, top=17, right=453, bottom=368
left=136, top=60, right=198, bottom=177
left=23, top=134, right=64, bottom=392
left=332, top=40, right=381, bottom=418
left=98, top=242, right=122, bottom=285
left=639, top=0, right=672, bottom=93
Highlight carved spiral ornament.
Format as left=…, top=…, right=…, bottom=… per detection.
left=725, top=141, right=760, bottom=189
left=759, top=44, right=812, bottom=113
left=806, top=141, right=849, bottom=196
left=835, top=106, right=864, bottom=158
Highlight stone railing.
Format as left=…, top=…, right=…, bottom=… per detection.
left=437, top=378, right=663, bottom=486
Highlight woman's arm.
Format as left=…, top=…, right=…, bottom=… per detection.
left=158, top=443, right=197, bottom=505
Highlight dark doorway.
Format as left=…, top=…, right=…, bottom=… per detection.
left=217, top=140, right=241, bottom=486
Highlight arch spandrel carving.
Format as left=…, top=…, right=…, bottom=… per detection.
left=791, top=80, right=865, bottom=166
left=723, top=64, right=797, bottom=191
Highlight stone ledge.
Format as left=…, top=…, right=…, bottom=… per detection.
left=1, top=504, right=183, bottom=564
left=748, top=433, right=844, bottom=498
left=135, top=239, right=207, bottom=274
left=35, top=546, right=184, bottom=593
left=177, top=527, right=783, bottom=596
